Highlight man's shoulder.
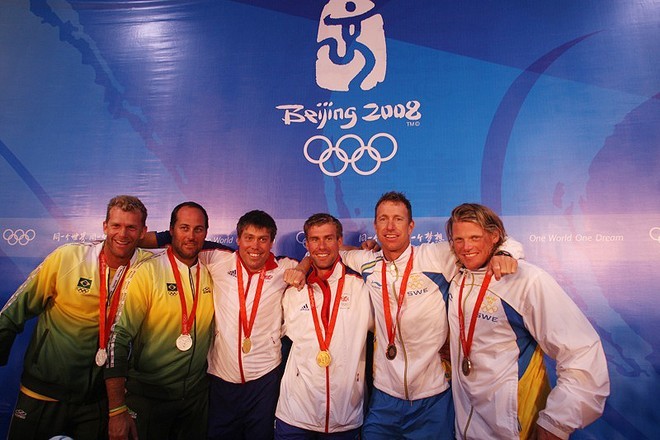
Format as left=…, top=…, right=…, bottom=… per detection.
left=199, top=247, right=235, bottom=268
left=132, top=249, right=168, bottom=272
left=45, top=241, right=99, bottom=264
left=272, top=255, right=299, bottom=271
left=494, top=260, right=551, bottom=292
left=135, top=248, right=165, bottom=262
left=341, top=248, right=383, bottom=265
left=413, top=241, right=452, bottom=257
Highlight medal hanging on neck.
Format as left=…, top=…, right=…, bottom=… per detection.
left=236, top=257, right=267, bottom=354
left=96, top=251, right=130, bottom=367
left=307, top=266, right=345, bottom=368
left=167, top=247, right=201, bottom=352
left=457, top=271, right=493, bottom=376
left=381, top=248, right=414, bottom=361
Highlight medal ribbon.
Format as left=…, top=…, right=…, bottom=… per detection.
left=458, top=271, right=493, bottom=362
left=307, top=265, right=345, bottom=354
left=236, top=256, right=267, bottom=345
left=167, top=247, right=201, bottom=336
left=381, top=247, right=414, bottom=349
left=98, top=251, right=130, bottom=351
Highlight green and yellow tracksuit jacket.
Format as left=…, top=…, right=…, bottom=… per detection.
left=0, top=242, right=154, bottom=403
left=105, top=252, right=214, bottom=400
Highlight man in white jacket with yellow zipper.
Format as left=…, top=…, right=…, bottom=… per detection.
left=445, top=203, right=609, bottom=439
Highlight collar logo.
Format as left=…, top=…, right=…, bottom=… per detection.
left=316, top=0, right=386, bottom=91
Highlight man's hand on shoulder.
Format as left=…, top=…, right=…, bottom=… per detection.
left=487, top=250, right=517, bottom=281
left=284, top=267, right=306, bottom=291
left=360, top=239, right=380, bottom=251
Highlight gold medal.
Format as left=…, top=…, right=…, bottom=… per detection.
left=242, top=337, right=252, bottom=354
left=385, top=343, right=397, bottom=360
left=461, top=356, right=472, bottom=376
left=316, top=350, right=332, bottom=367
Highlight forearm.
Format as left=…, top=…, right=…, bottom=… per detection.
left=138, top=231, right=160, bottom=248
left=106, top=376, right=127, bottom=408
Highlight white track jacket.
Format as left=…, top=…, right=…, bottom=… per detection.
left=448, top=262, right=609, bottom=439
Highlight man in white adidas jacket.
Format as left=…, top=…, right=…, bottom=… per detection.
left=276, top=213, right=373, bottom=439
left=445, top=203, right=609, bottom=439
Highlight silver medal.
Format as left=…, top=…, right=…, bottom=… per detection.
left=176, top=334, right=193, bottom=351
left=95, top=348, right=108, bottom=366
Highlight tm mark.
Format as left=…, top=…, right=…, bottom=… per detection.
left=406, top=121, right=420, bottom=127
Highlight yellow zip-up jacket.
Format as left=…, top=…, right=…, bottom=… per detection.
left=105, top=252, right=214, bottom=400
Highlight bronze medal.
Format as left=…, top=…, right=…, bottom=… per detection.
left=385, top=343, right=397, bottom=360
left=242, top=337, right=252, bottom=354
left=461, top=356, right=472, bottom=376
left=316, top=350, right=332, bottom=367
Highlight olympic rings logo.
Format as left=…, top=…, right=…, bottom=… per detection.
left=304, top=133, right=397, bottom=176
left=650, top=227, right=660, bottom=243
left=3, top=228, right=36, bottom=246
left=296, top=231, right=306, bottom=245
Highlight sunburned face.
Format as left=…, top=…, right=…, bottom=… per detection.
left=237, top=225, right=273, bottom=272
left=451, top=221, right=499, bottom=270
left=102, top=207, right=146, bottom=268
left=374, top=201, right=414, bottom=261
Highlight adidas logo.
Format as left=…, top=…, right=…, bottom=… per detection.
left=300, top=304, right=310, bottom=312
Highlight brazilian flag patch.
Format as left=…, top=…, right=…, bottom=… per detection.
left=167, top=283, right=178, bottom=295
left=77, top=277, right=92, bottom=294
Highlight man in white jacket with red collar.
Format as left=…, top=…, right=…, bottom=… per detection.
left=445, top=203, right=609, bottom=439
left=276, top=213, right=373, bottom=439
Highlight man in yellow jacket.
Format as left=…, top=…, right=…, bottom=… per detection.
left=105, top=201, right=215, bottom=440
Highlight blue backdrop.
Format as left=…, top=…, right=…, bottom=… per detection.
left=1, top=1, right=658, bottom=438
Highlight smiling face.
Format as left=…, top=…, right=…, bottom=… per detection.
left=169, top=205, right=207, bottom=267
left=237, top=225, right=273, bottom=272
left=374, top=200, right=414, bottom=261
left=102, top=206, right=146, bottom=268
left=450, top=221, right=500, bottom=271
left=305, top=222, right=342, bottom=276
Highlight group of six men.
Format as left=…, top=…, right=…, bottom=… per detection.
left=0, top=192, right=609, bottom=439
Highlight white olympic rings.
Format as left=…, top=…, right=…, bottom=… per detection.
left=3, top=228, right=37, bottom=246
left=304, top=132, right=397, bottom=176
left=649, top=227, right=660, bottom=243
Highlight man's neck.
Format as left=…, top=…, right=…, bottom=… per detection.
left=312, top=258, right=340, bottom=280
left=172, top=251, right=197, bottom=268
left=102, top=245, right=132, bottom=269
left=314, top=267, right=332, bottom=280
left=382, top=244, right=409, bottom=262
